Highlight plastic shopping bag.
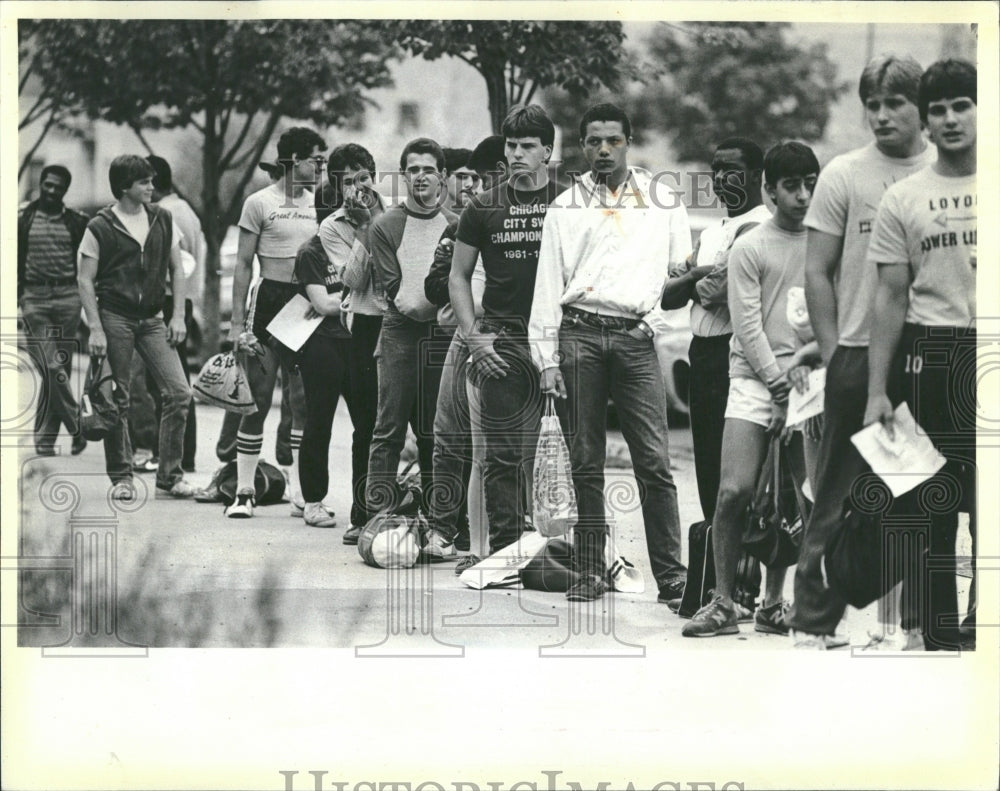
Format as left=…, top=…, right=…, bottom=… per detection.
left=193, top=352, right=257, bottom=415
left=532, top=395, right=577, bottom=537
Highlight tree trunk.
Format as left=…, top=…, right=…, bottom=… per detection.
left=200, top=110, right=224, bottom=365
left=484, top=65, right=508, bottom=134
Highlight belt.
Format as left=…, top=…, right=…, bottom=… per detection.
left=563, top=306, right=643, bottom=330
left=23, top=277, right=76, bottom=288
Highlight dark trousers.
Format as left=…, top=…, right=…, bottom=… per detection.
left=788, top=346, right=869, bottom=636
left=688, top=334, right=732, bottom=521
left=20, top=284, right=82, bottom=450
left=297, top=332, right=356, bottom=504
left=479, top=328, right=542, bottom=553
left=366, top=311, right=442, bottom=515
left=890, top=323, right=976, bottom=651
left=347, top=313, right=382, bottom=526
left=557, top=314, right=685, bottom=588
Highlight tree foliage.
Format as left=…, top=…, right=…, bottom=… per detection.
left=386, top=21, right=638, bottom=132
left=650, top=22, right=847, bottom=163
left=25, top=19, right=396, bottom=359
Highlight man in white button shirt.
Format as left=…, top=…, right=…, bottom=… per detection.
left=529, top=103, right=692, bottom=602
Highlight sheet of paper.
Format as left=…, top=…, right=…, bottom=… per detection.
left=264, top=293, right=323, bottom=351
left=850, top=401, right=947, bottom=497
left=787, top=367, right=826, bottom=426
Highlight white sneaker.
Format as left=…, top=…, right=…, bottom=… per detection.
left=154, top=478, right=199, bottom=499
left=225, top=487, right=255, bottom=518
left=303, top=502, right=337, bottom=527
left=902, top=628, right=925, bottom=651
left=791, top=630, right=828, bottom=650
left=422, top=530, right=457, bottom=561
left=110, top=481, right=137, bottom=502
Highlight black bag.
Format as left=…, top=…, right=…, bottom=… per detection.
left=823, top=498, right=903, bottom=610
left=216, top=460, right=287, bottom=506
left=79, top=355, right=119, bottom=441
left=520, top=538, right=581, bottom=592
left=678, top=521, right=762, bottom=618
left=742, top=437, right=807, bottom=568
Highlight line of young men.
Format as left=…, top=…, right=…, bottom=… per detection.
left=663, top=56, right=977, bottom=651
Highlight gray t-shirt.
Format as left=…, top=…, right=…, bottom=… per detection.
left=867, top=167, right=976, bottom=327
left=804, top=142, right=935, bottom=347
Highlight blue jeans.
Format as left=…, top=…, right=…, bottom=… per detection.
left=20, top=284, right=82, bottom=451
left=366, top=311, right=443, bottom=514
left=429, top=330, right=473, bottom=542
left=479, top=326, right=542, bottom=553
left=99, top=309, right=191, bottom=490
left=557, top=314, right=686, bottom=587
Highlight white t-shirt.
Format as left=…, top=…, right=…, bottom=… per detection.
left=238, top=183, right=316, bottom=259
left=867, top=167, right=976, bottom=327
left=804, top=142, right=936, bottom=347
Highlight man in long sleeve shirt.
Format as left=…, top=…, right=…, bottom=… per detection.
left=528, top=103, right=691, bottom=602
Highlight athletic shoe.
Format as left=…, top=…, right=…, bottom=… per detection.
left=665, top=597, right=682, bottom=613
left=790, top=630, right=829, bottom=650
left=35, top=446, right=57, bottom=457
left=681, top=595, right=739, bottom=637
left=454, top=554, right=481, bottom=575
left=110, top=481, right=137, bottom=502
left=225, top=487, right=256, bottom=518
left=735, top=601, right=755, bottom=624
left=291, top=497, right=335, bottom=520
left=902, top=628, right=925, bottom=651
left=154, top=478, right=199, bottom=499
left=422, top=530, right=457, bottom=562
left=566, top=573, right=607, bottom=602
left=71, top=434, right=88, bottom=455
left=656, top=578, right=685, bottom=603
left=862, top=628, right=924, bottom=651
left=303, top=502, right=337, bottom=528
left=754, top=600, right=790, bottom=635
left=342, top=524, right=363, bottom=545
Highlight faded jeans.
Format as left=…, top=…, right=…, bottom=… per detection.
left=99, top=309, right=191, bottom=490
left=557, top=314, right=686, bottom=588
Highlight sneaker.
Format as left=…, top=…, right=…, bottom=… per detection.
left=791, top=630, right=829, bottom=650
left=422, top=530, right=457, bottom=562
left=342, top=524, right=364, bottom=545
left=734, top=601, right=756, bottom=624
left=71, top=434, right=88, bottom=455
left=110, top=481, right=137, bottom=502
left=657, top=578, right=686, bottom=604
left=862, top=628, right=922, bottom=651
left=754, top=600, right=790, bottom=635
left=681, top=595, right=739, bottom=637
left=566, top=573, right=607, bottom=602
left=303, top=502, right=337, bottom=527
left=154, top=478, right=199, bottom=499
left=902, top=628, right=925, bottom=651
left=225, top=487, right=256, bottom=518
left=454, top=554, right=481, bottom=576
left=665, top=597, right=682, bottom=613
left=291, top=497, right=335, bottom=520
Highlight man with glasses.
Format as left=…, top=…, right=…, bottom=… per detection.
left=366, top=138, right=457, bottom=517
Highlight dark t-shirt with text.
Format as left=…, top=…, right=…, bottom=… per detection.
left=456, top=180, right=561, bottom=328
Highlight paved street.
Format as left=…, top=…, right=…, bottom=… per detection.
left=12, top=355, right=970, bottom=652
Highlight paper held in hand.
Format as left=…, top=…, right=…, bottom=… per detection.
left=265, top=293, right=322, bottom=351
left=787, top=367, right=826, bottom=426
left=850, top=402, right=947, bottom=498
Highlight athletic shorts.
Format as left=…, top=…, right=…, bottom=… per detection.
left=246, top=279, right=301, bottom=345
left=724, top=375, right=775, bottom=428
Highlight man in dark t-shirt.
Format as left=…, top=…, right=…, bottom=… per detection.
left=427, top=104, right=561, bottom=558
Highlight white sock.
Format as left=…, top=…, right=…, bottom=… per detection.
left=236, top=432, right=263, bottom=493
left=288, top=429, right=303, bottom=501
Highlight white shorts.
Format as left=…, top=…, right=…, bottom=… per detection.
left=724, top=376, right=774, bottom=428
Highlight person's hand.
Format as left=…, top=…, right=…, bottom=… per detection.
left=235, top=330, right=265, bottom=359
left=88, top=327, right=107, bottom=357
left=768, top=399, right=788, bottom=438
left=767, top=373, right=790, bottom=405
left=167, top=315, right=187, bottom=347
left=344, top=196, right=372, bottom=229
left=540, top=367, right=567, bottom=399
left=787, top=365, right=812, bottom=396
left=863, top=393, right=896, bottom=440
left=468, top=331, right=509, bottom=381
left=804, top=413, right=824, bottom=443
left=305, top=305, right=322, bottom=320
